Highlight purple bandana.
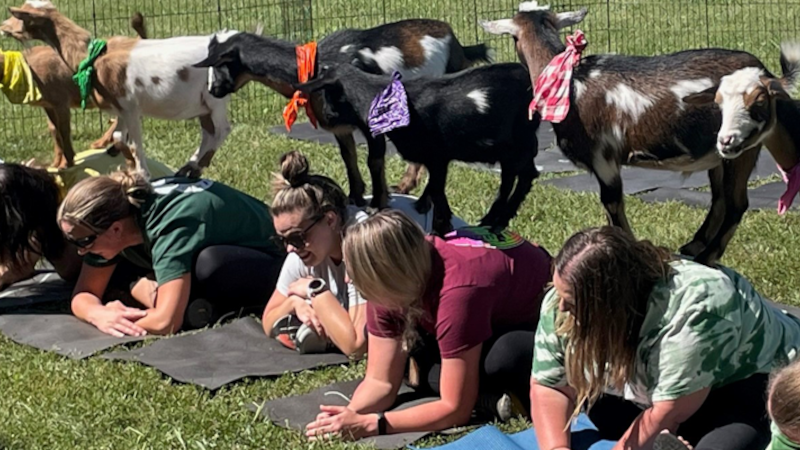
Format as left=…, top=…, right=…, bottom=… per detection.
left=368, top=71, right=410, bottom=137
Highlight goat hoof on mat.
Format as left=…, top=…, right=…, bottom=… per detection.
left=175, top=163, right=203, bottom=179
left=678, top=241, right=705, bottom=258
left=349, top=195, right=367, bottom=207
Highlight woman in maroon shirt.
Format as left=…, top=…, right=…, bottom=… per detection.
left=305, top=210, right=552, bottom=440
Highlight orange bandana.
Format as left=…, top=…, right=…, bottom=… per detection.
left=283, top=41, right=318, bottom=132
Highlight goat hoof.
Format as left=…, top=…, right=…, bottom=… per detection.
left=678, top=241, right=705, bottom=258
left=175, top=163, right=204, bottom=179
left=692, top=250, right=720, bottom=268
left=349, top=195, right=367, bottom=207
left=414, top=198, right=432, bottom=214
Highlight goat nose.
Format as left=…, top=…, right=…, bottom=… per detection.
left=718, top=135, right=734, bottom=146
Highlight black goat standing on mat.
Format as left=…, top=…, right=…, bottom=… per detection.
left=193, top=20, right=493, bottom=209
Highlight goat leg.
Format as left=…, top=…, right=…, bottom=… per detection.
left=679, top=165, right=725, bottom=257
left=365, top=134, right=389, bottom=209
left=494, top=155, right=540, bottom=232
left=91, top=118, right=119, bottom=149
left=393, top=162, right=426, bottom=194
left=694, top=151, right=758, bottom=266
left=479, top=161, right=516, bottom=229
left=426, top=162, right=453, bottom=236
left=598, top=171, right=633, bottom=234
left=335, top=133, right=367, bottom=207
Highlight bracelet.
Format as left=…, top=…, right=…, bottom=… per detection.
left=376, top=412, right=387, bottom=435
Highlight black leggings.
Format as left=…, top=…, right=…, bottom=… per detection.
left=186, top=245, right=284, bottom=325
left=588, top=374, right=771, bottom=450
left=410, top=329, right=535, bottom=410
left=107, top=245, right=284, bottom=329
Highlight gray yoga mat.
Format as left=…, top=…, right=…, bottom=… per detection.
left=544, top=151, right=781, bottom=195
left=250, top=379, right=437, bottom=449
left=638, top=181, right=796, bottom=212
left=102, top=317, right=349, bottom=390
left=0, top=271, right=147, bottom=358
left=0, top=313, right=146, bottom=359
left=270, top=122, right=578, bottom=174
left=0, top=271, right=72, bottom=313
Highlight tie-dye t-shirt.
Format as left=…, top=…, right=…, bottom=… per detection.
left=532, top=259, right=800, bottom=407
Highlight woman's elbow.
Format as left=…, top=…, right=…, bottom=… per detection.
left=339, top=339, right=367, bottom=360
left=146, top=314, right=183, bottom=336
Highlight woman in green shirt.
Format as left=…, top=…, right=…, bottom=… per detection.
left=57, top=170, right=283, bottom=337
left=530, top=226, right=800, bottom=450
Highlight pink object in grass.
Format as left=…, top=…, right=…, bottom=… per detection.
left=778, top=162, right=800, bottom=215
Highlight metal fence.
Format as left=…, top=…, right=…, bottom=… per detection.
left=1, top=0, right=799, bottom=150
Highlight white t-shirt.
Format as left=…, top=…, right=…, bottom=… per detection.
left=275, top=194, right=468, bottom=310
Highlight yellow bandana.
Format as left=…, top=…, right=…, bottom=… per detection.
left=0, top=50, right=42, bottom=104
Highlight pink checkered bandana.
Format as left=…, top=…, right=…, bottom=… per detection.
left=777, top=162, right=800, bottom=215
left=528, top=30, right=588, bottom=123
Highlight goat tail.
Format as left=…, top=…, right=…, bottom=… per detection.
left=131, top=12, right=147, bottom=40
left=779, top=41, right=800, bottom=93
left=463, top=43, right=495, bottom=67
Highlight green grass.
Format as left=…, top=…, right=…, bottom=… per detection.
left=2, top=0, right=800, bottom=448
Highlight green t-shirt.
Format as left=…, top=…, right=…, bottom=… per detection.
left=532, top=259, right=800, bottom=407
left=85, top=177, right=280, bottom=284
left=768, top=422, right=800, bottom=450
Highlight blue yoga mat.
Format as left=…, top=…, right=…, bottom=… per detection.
left=412, top=414, right=615, bottom=450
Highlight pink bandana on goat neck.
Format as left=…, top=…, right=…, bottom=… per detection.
left=529, top=30, right=588, bottom=123
left=778, top=162, right=800, bottom=215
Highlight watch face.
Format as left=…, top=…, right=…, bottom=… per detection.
left=309, top=279, right=323, bottom=290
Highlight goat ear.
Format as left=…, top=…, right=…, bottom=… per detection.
left=764, top=79, right=792, bottom=101
left=682, top=86, right=718, bottom=105
left=8, top=7, right=46, bottom=21
left=555, top=8, right=588, bottom=29
left=253, top=23, right=264, bottom=36
left=294, top=73, right=339, bottom=94
left=479, top=19, right=519, bottom=37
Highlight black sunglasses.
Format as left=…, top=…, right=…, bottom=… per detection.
left=65, top=233, right=100, bottom=249
left=271, top=215, right=324, bottom=249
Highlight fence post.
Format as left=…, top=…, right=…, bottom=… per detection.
left=217, top=0, right=223, bottom=31
left=606, top=0, right=612, bottom=53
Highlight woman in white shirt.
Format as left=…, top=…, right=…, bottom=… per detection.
left=262, top=151, right=465, bottom=358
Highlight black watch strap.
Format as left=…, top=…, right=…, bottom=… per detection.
left=376, top=412, right=387, bottom=435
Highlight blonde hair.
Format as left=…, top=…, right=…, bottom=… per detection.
left=769, top=359, right=800, bottom=439
left=271, top=151, right=347, bottom=222
left=554, top=226, right=674, bottom=420
left=343, top=210, right=432, bottom=349
left=57, top=170, right=151, bottom=231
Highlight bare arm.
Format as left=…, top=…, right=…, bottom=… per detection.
left=133, top=273, right=192, bottom=335
left=381, top=344, right=482, bottom=433
left=71, top=262, right=147, bottom=337
left=311, top=293, right=367, bottom=358
left=613, top=388, right=709, bottom=450
left=347, top=333, right=407, bottom=413
left=306, top=343, right=483, bottom=440
left=530, top=379, right=577, bottom=450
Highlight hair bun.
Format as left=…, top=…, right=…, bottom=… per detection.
left=279, top=151, right=311, bottom=188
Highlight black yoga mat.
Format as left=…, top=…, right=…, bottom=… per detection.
left=0, top=271, right=146, bottom=358
left=638, top=181, right=796, bottom=212
left=0, top=313, right=146, bottom=359
left=102, top=317, right=349, bottom=390
left=0, top=271, right=72, bottom=312
left=270, top=122, right=578, bottom=174
left=250, top=379, right=438, bottom=449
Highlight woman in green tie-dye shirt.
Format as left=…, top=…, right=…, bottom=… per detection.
left=530, top=226, right=800, bottom=450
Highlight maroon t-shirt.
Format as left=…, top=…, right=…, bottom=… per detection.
left=367, top=235, right=552, bottom=359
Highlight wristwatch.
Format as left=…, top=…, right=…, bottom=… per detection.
left=307, top=278, right=328, bottom=299
left=376, top=412, right=387, bottom=435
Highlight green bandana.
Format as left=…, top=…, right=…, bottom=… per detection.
left=72, top=38, right=107, bottom=110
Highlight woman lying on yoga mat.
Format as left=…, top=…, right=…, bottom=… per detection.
left=530, top=226, right=800, bottom=450
left=304, top=210, right=552, bottom=440
left=58, top=170, right=284, bottom=337
left=262, top=151, right=466, bottom=358
left=0, top=148, right=172, bottom=291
